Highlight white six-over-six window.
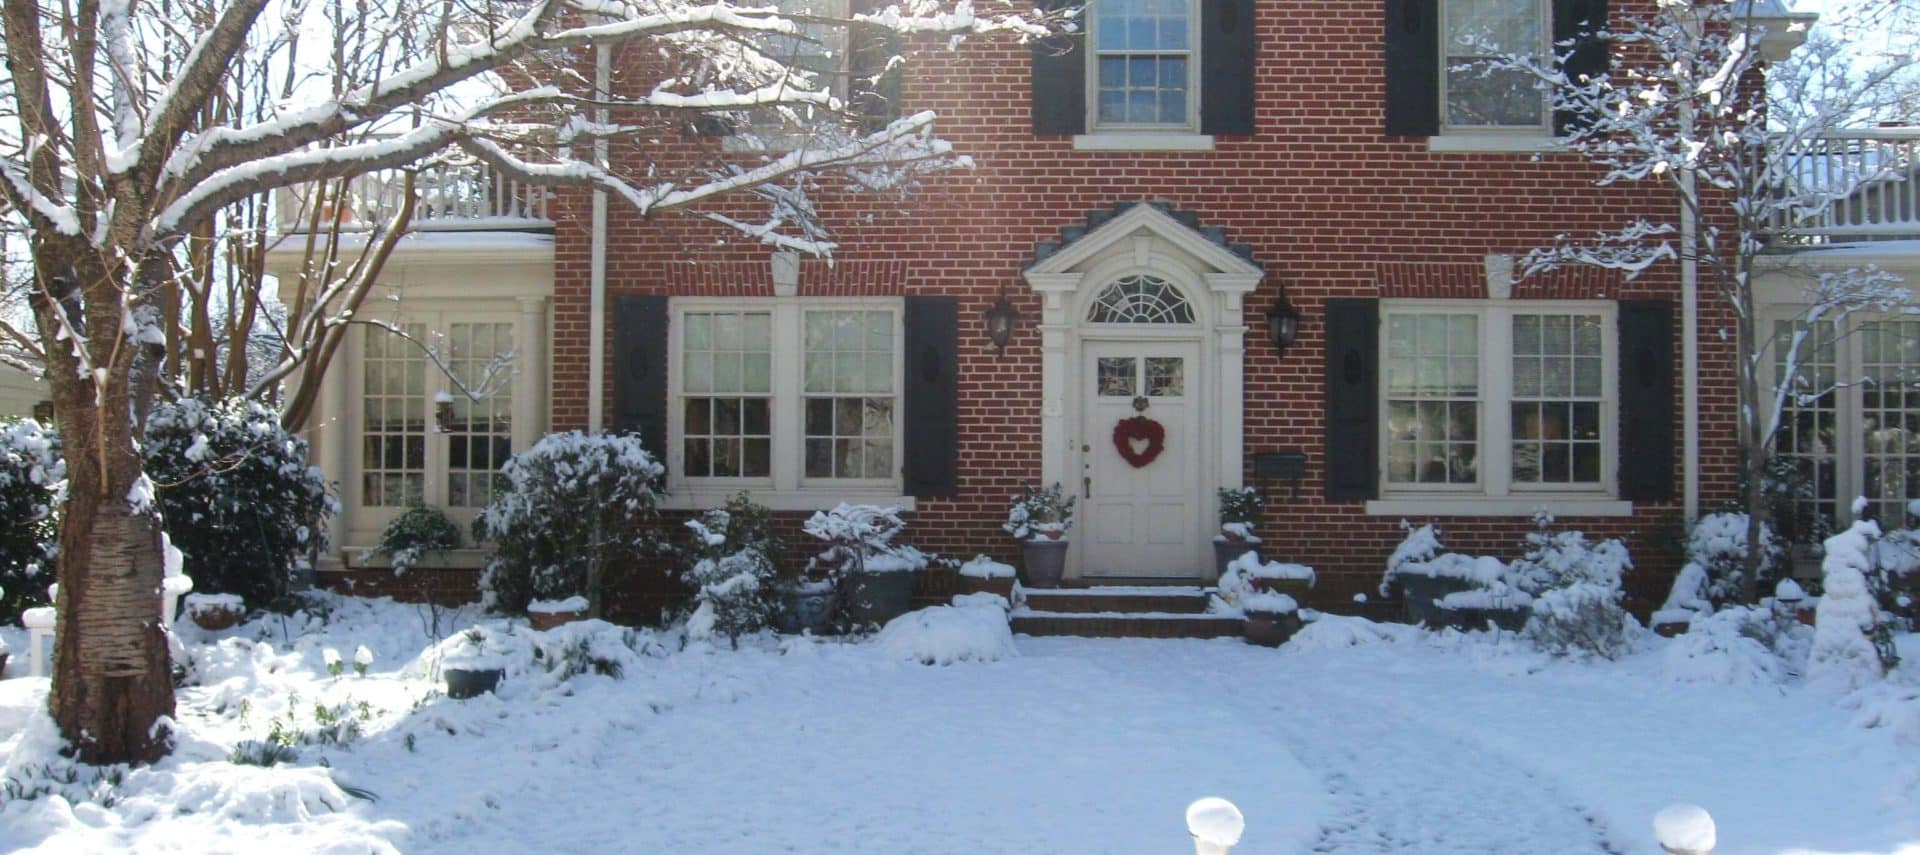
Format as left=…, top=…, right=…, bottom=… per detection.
left=1380, top=301, right=1616, bottom=499
left=669, top=299, right=903, bottom=503
left=1441, top=0, right=1553, bottom=135
left=1089, top=0, right=1199, bottom=131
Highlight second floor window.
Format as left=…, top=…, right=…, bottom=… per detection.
left=1090, top=0, right=1197, bottom=130
left=1442, top=0, right=1550, bottom=130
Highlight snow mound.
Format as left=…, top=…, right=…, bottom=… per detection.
left=172, top=764, right=360, bottom=823
left=1284, top=615, right=1416, bottom=651
left=1661, top=610, right=1785, bottom=686
left=873, top=606, right=1016, bottom=666
left=957, top=555, right=1015, bottom=579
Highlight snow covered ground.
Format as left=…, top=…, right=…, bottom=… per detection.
left=0, top=596, right=1916, bottom=854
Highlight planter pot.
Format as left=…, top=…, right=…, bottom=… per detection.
left=1253, top=577, right=1313, bottom=600
left=1436, top=606, right=1530, bottom=633
left=1020, top=539, right=1070, bottom=589
left=1243, top=610, right=1303, bottom=647
left=185, top=595, right=246, bottom=631
left=958, top=575, right=1016, bottom=600
left=1213, top=539, right=1257, bottom=580
left=1652, top=618, right=1692, bottom=638
left=528, top=607, right=588, bottom=631
left=444, top=667, right=503, bottom=700
left=775, top=582, right=838, bottom=635
left=1395, top=574, right=1477, bottom=627
left=841, top=570, right=916, bottom=628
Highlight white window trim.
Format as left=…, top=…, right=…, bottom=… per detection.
left=1084, top=0, right=1202, bottom=135
left=1437, top=0, right=1553, bottom=138
left=1367, top=299, right=1621, bottom=516
left=664, top=297, right=911, bottom=512
left=1072, top=132, right=1214, bottom=151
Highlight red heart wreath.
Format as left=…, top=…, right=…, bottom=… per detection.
left=1112, top=415, right=1166, bottom=468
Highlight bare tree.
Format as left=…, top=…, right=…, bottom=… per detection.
left=1492, top=0, right=1918, bottom=601
left=0, top=0, right=1057, bottom=764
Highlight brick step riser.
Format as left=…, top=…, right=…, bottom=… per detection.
left=1010, top=616, right=1244, bottom=639
left=1019, top=595, right=1210, bottom=615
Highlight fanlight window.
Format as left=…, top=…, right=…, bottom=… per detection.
left=1087, top=275, right=1195, bottom=324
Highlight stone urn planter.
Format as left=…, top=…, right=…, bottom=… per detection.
left=528, top=596, right=589, bottom=631
left=775, top=579, right=838, bottom=635
left=1432, top=588, right=1532, bottom=632
left=1394, top=573, right=1478, bottom=627
left=184, top=593, right=246, bottom=630
left=1020, top=537, right=1069, bottom=589
left=841, top=567, right=918, bottom=628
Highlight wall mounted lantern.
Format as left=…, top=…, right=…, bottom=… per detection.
left=983, top=291, right=1021, bottom=355
left=1266, top=292, right=1301, bottom=354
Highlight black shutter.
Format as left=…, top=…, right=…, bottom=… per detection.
left=1031, top=0, right=1086, bottom=135
left=1617, top=299, right=1674, bottom=502
left=848, top=0, right=903, bottom=134
left=613, top=295, right=670, bottom=462
left=1324, top=298, right=1380, bottom=500
left=1199, top=0, right=1256, bottom=135
left=902, top=296, right=959, bottom=497
left=1383, top=0, right=1440, bottom=136
left=1553, top=0, right=1610, bottom=136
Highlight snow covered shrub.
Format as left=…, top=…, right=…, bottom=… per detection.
left=1870, top=525, right=1920, bottom=624
left=0, top=417, right=62, bottom=622
left=804, top=503, right=921, bottom=579
left=1675, top=512, right=1778, bottom=607
left=1512, top=516, right=1634, bottom=658
left=145, top=397, right=336, bottom=607
left=1662, top=605, right=1806, bottom=686
left=1217, top=486, right=1262, bottom=540
left=1810, top=517, right=1898, bottom=689
left=1378, top=521, right=1446, bottom=597
left=1003, top=482, right=1075, bottom=540
left=477, top=431, right=666, bottom=616
left=374, top=506, right=461, bottom=573
left=683, top=493, right=779, bottom=645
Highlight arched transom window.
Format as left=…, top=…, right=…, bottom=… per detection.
left=1086, top=274, right=1195, bottom=324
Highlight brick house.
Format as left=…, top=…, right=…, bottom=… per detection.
left=273, top=0, right=1920, bottom=618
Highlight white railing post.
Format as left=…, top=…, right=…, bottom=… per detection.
left=1186, top=798, right=1244, bottom=855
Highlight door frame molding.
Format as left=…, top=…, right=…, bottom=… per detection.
left=1021, top=204, right=1262, bottom=581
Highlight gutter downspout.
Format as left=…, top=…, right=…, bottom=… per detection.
left=588, top=44, right=611, bottom=433
left=1682, top=169, right=1700, bottom=522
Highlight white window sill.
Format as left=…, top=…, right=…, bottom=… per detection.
left=660, top=489, right=917, bottom=513
left=1072, top=133, right=1215, bottom=152
left=1364, top=497, right=1633, bottom=517
left=1426, top=133, right=1560, bottom=154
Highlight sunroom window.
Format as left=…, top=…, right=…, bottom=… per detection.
left=356, top=315, right=517, bottom=512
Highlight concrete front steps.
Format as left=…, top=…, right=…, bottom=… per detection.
left=1010, top=585, right=1242, bottom=639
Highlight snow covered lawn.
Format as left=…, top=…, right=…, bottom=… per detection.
left=1, top=597, right=1916, bottom=854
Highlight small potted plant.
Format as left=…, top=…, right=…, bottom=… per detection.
left=441, top=626, right=511, bottom=699
left=372, top=504, right=462, bottom=573
left=1241, top=591, right=1302, bottom=647
left=684, top=493, right=780, bottom=645
left=1214, top=487, right=1263, bottom=578
left=1004, top=482, right=1075, bottom=588
left=805, top=503, right=924, bottom=630
left=956, top=555, right=1018, bottom=601
left=527, top=595, right=590, bottom=630
left=1225, top=551, right=1315, bottom=600
left=183, top=592, right=247, bottom=630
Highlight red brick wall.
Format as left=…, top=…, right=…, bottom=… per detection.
left=540, top=1, right=1746, bottom=613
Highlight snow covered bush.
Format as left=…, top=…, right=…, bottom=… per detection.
left=804, top=503, right=922, bottom=579
left=373, top=506, right=461, bottom=574
left=872, top=601, right=1017, bottom=665
left=0, top=418, right=62, bottom=622
left=1673, top=512, right=1778, bottom=608
left=1217, top=486, right=1262, bottom=541
left=1809, top=518, right=1898, bottom=689
left=1003, top=482, right=1075, bottom=540
left=145, top=397, right=336, bottom=607
left=1217, top=552, right=1313, bottom=606
left=1870, top=525, right=1920, bottom=624
left=1662, top=605, right=1808, bottom=686
left=477, top=431, right=666, bottom=617
left=683, top=494, right=779, bottom=646
left=1512, top=516, right=1635, bottom=658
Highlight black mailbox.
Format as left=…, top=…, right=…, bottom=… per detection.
left=1253, top=451, right=1308, bottom=481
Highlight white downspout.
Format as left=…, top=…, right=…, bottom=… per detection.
left=587, top=44, right=611, bottom=432
left=1681, top=133, right=1701, bottom=521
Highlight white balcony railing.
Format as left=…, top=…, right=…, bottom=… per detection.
left=276, top=160, right=552, bottom=233
left=1772, top=128, right=1920, bottom=241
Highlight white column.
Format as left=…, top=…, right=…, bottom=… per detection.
left=514, top=295, right=549, bottom=450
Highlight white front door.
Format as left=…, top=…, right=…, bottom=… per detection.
left=1079, top=340, right=1204, bottom=578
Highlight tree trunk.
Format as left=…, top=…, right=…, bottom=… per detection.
left=48, top=384, right=176, bottom=766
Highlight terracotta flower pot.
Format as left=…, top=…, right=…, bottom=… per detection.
left=958, top=574, right=1016, bottom=600
left=528, top=607, right=587, bottom=631
left=1244, top=610, right=1303, bottom=647
left=185, top=595, right=246, bottom=630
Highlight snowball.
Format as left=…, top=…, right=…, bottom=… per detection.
left=1652, top=803, right=1715, bottom=853
left=353, top=645, right=374, bottom=667
left=872, top=606, right=1016, bottom=666
left=1185, top=797, right=1245, bottom=847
